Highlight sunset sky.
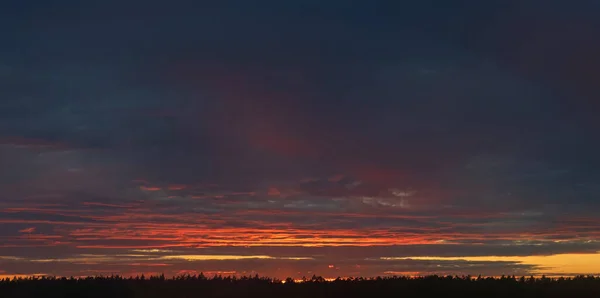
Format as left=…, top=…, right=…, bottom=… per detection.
left=1, top=0, right=600, bottom=279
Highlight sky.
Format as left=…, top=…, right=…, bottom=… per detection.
left=1, top=0, right=600, bottom=279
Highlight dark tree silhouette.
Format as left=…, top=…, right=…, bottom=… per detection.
left=1, top=274, right=600, bottom=297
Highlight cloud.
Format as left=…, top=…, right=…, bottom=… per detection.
left=384, top=253, right=600, bottom=276
left=1, top=0, right=599, bottom=279
left=19, top=227, right=36, bottom=233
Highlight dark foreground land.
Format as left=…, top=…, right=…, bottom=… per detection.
left=2, top=275, right=600, bottom=298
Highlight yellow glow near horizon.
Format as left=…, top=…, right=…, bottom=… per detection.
left=383, top=253, right=600, bottom=275
left=0, top=274, right=47, bottom=279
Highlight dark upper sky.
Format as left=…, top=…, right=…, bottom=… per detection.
left=1, top=0, right=600, bottom=278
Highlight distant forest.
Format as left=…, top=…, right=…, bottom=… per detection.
left=2, top=274, right=600, bottom=297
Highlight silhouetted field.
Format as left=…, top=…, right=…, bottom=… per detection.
left=2, top=274, right=600, bottom=297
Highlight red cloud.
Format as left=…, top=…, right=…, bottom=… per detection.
left=267, top=188, right=281, bottom=197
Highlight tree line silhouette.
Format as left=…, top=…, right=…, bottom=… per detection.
left=2, top=274, right=600, bottom=297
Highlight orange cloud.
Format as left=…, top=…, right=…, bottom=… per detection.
left=140, top=186, right=161, bottom=191
left=168, top=185, right=187, bottom=191
left=19, top=227, right=36, bottom=233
